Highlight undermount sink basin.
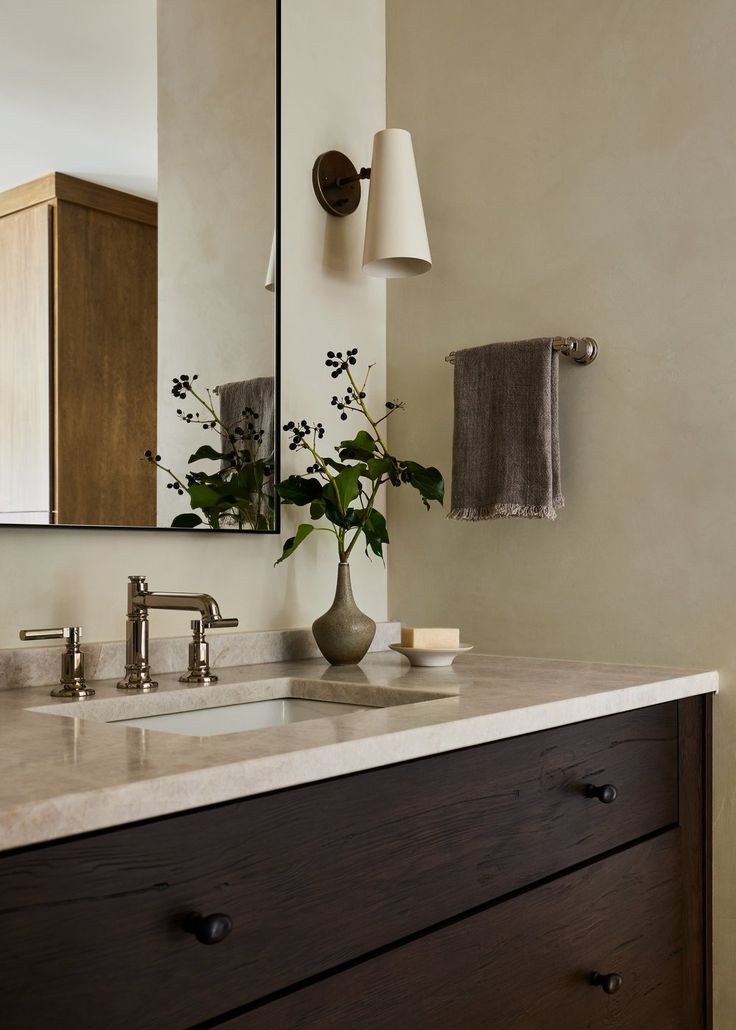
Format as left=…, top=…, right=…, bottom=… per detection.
left=112, top=697, right=371, bottom=736
left=28, top=676, right=453, bottom=738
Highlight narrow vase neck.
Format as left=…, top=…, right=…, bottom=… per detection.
left=333, top=562, right=354, bottom=606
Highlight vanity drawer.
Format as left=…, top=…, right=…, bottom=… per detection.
left=0, top=703, right=678, bottom=1029
left=231, top=830, right=684, bottom=1030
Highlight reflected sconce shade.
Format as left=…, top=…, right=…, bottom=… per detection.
left=312, top=128, right=431, bottom=279
left=265, top=231, right=275, bottom=292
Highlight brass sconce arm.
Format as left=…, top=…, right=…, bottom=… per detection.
left=336, top=166, right=371, bottom=188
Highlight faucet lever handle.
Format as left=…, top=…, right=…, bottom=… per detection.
left=19, top=627, right=94, bottom=699
left=180, top=618, right=222, bottom=685
left=203, top=617, right=239, bottom=630
left=20, top=627, right=81, bottom=644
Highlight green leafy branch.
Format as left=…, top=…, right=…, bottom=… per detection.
left=275, top=350, right=443, bottom=564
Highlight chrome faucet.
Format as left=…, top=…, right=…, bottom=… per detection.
left=117, top=575, right=239, bottom=691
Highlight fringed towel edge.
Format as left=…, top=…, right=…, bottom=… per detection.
left=448, top=496, right=565, bottom=522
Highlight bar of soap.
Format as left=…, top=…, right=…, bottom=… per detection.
left=401, top=627, right=460, bottom=649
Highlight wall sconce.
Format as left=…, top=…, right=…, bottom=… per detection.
left=312, top=128, right=431, bottom=279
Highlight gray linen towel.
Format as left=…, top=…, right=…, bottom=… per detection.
left=449, top=339, right=564, bottom=520
left=216, top=376, right=275, bottom=464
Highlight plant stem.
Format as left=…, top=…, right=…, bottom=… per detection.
left=344, top=365, right=390, bottom=455
left=343, top=480, right=382, bottom=560
left=149, top=459, right=188, bottom=492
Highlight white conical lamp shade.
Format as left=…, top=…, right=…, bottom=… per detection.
left=362, top=128, right=431, bottom=278
left=265, top=231, right=275, bottom=292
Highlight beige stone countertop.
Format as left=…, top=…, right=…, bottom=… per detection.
left=0, top=651, right=718, bottom=852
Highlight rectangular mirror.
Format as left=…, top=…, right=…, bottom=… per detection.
left=0, top=0, right=279, bottom=533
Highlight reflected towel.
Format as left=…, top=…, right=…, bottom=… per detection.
left=449, top=339, right=564, bottom=520
left=216, top=376, right=274, bottom=465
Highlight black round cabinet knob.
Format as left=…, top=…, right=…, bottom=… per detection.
left=584, top=782, right=618, bottom=804
left=590, top=971, right=623, bottom=995
left=184, top=912, right=233, bottom=945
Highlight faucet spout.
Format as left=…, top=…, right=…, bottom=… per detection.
left=133, top=589, right=224, bottom=622
left=117, top=576, right=239, bottom=691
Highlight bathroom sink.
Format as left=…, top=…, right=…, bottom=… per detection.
left=28, top=676, right=453, bottom=738
left=111, top=697, right=371, bottom=736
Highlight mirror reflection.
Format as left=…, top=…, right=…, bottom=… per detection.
left=0, top=0, right=278, bottom=532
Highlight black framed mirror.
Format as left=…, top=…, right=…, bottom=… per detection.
left=0, top=0, right=280, bottom=533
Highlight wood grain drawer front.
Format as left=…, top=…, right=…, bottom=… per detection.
left=0, top=704, right=678, bottom=1030
left=233, top=831, right=684, bottom=1030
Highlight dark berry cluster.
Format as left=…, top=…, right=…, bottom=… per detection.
left=171, top=373, right=198, bottom=399
left=229, top=408, right=265, bottom=447
left=174, top=406, right=218, bottom=430
left=145, top=449, right=185, bottom=495
left=330, top=385, right=366, bottom=421
left=387, top=465, right=412, bottom=487
left=325, top=348, right=358, bottom=378
left=283, top=420, right=325, bottom=450
left=228, top=424, right=265, bottom=445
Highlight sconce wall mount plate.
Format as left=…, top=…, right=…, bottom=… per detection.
left=312, top=150, right=368, bottom=217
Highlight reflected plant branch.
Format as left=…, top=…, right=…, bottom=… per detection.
left=143, top=374, right=275, bottom=531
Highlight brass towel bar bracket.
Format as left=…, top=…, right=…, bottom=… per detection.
left=445, top=336, right=599, bottom=366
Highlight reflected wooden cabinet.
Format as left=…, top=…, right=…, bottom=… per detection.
left=0, top=173, right=157, bottom=527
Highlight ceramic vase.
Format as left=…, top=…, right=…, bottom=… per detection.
left=312, top=563, right=376, bottom=666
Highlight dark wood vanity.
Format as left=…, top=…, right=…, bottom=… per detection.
left=0, top=696, right=710, bottom=1029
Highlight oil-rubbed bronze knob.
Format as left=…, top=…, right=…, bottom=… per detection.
left=590, top=971, right=623, bottom=994
left=184, top=912, right=233, bottom=945
left=584, top=783, right=618, bottom=804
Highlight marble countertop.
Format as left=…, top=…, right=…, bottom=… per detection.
left=0, top=651, right=717, bottom=851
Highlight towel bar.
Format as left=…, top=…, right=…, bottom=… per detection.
left=445, top=336, right=599, bottom=366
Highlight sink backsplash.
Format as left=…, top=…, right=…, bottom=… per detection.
left=0, top=623, right=401, bottom=690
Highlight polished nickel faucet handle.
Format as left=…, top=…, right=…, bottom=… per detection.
left=20, top=626, right=77, bottom=642
left=180, top=620, right=216, bottom=684
left=179, top=615, right=239, bottom=684
left=19, top=626, right=94, bottom=698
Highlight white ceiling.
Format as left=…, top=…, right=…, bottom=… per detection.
left=0, top=0, right=157, bottom=198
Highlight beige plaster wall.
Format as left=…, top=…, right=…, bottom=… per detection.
left=0, top=0, right=387, bottom=648
left=157, top=0, right=276, bottom=526
left=386, top=0, right=736, bottom=1021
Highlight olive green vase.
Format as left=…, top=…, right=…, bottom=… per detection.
left=312, top=563, right=376, bottom=666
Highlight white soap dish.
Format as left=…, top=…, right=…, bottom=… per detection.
left=389, top=643, right=474, bottom=668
